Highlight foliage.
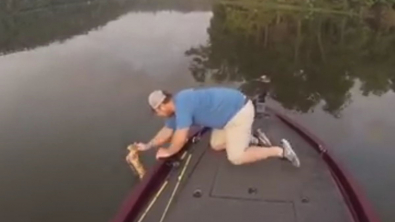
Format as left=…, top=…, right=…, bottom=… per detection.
left=0, top=0, right=134, bottom=55
left=0, top=0, right=213, bottom=55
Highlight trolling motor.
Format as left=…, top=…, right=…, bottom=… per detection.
left=252, top=91, right=268, bottom=119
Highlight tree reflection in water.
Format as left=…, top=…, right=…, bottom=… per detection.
left=186, top=2, right=395, bottom=117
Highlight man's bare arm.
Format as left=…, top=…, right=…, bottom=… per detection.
left=147, top=126, right=174, bottom=148
left=166, top=128, right=189, bottom=156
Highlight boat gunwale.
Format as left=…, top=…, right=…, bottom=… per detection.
left=111, top=107, right=380, bottom=222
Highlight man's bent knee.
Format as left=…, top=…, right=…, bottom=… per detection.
left=227, top=155, right=244, bottom=165
left=211, top=144, right=226, bottom=151
left=210, top=138, right=226, bottom=151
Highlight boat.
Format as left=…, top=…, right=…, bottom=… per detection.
left=111, top=105, right=379, bottom=222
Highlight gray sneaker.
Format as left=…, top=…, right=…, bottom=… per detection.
left=256, top=128, right=272, bottom=147
left=281, top=139, right=300, bottom=167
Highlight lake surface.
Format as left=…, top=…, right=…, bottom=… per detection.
left=1, top=0, right=394, bottom=221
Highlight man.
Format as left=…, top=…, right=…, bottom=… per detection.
left=133, top=87, right=300, bottom=167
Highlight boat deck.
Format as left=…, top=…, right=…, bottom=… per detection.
left=135, top=111, right=353, bottom=222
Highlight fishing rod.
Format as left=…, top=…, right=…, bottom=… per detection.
left=136, top=152, right=189, bottom=222
left=132, top=127, right=206, bottom=222
left=159, top=152, right=193, bottom=222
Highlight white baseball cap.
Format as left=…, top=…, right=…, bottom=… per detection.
left=148, top=90, right=166, bottom=109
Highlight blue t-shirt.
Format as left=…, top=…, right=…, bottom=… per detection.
left=165, top=88, right=245, bottom=130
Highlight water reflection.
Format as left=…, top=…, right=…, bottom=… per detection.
left=186, top=2, right=395, bottom=117
left=0, top=0, right=213, bottom=55
left=0, top=1, right=134, bottom=55
left=1, top=0, right=395, bottom=221
left=0, top=1, right=211, bottom=221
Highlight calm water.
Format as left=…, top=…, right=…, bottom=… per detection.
left=1, top=0, right=394, bottom=221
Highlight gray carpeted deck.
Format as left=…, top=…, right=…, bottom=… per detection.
left=136, top=111, right=353, bottom=222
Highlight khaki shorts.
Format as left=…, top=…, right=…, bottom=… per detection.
left=210, top=100, right=254, bottom=163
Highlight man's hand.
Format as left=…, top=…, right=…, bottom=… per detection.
left=134, top=142, right=152, bottom=151
left=156, top=148, right=172, bottom=160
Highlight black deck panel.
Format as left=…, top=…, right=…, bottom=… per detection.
left=135, top=112, right=353, bottom=222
